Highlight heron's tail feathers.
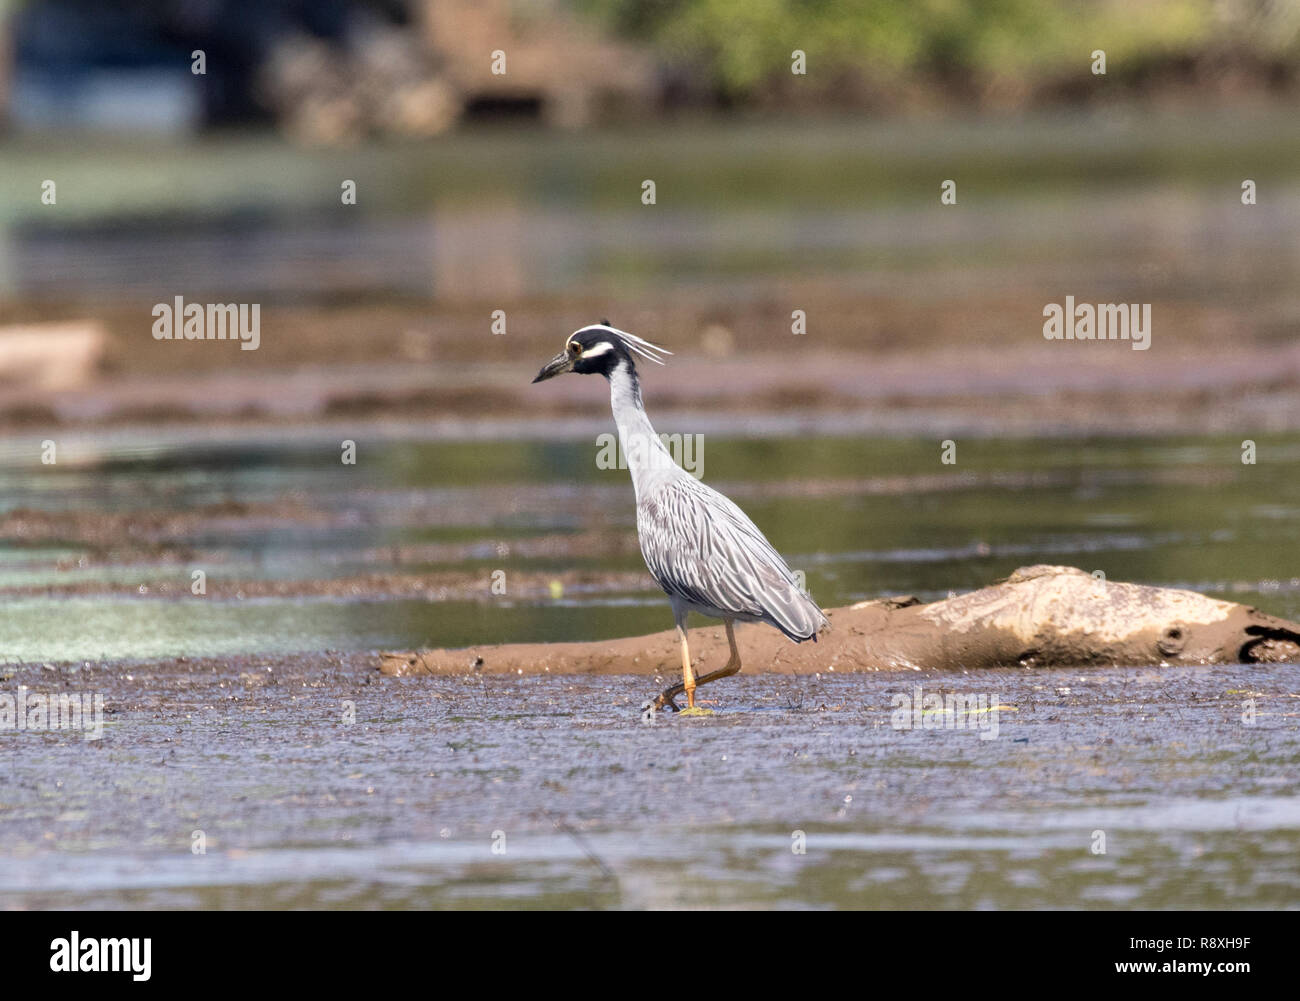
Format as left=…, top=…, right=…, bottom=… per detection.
left=768, top=586, right=831, bottom=643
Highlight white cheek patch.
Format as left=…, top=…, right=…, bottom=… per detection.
left=579, top=341, right=616, bottom=359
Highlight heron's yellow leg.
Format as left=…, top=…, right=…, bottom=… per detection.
left=649, top=621, right=736, bottom=714
left=679, top=625, right=696, bottom=709
left=691, top=620, right=742, bottom=689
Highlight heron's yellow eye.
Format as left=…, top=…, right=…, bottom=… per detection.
left=569, top=342, right=582, bottom=355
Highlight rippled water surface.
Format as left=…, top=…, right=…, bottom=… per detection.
left=1, top=429, right=1297, bottom=661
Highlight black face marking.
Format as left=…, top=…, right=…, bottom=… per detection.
left=568, top=328, right=628, bottom=375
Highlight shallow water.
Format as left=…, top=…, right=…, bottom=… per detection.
left=3, top=114, right=1298, bottom=304
left=1, top=429, right=1297, bottom=662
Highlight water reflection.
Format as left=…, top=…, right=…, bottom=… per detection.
left=1, top=186, right=1297, bottom=302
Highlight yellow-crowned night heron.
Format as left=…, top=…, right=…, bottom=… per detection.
left=533, top=322, right=829, bottom=715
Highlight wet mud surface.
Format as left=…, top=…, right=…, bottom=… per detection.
left=2, top=653, right=1297, bottom=909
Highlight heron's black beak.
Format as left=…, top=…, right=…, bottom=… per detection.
left=532, top=351, right=572, bottom=383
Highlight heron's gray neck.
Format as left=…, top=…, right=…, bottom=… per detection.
left=607, top=360, right=672, bottom=497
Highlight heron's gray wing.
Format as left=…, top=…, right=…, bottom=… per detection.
left=638, top=475, right=827, bottom=640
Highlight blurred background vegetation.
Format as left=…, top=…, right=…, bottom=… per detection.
left=583, top=0, right=1300, bottom=108
left=0, top=1, right=1297, bottom=142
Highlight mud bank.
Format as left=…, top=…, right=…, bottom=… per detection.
left=5, top=656, right=1299, bottom=908
left=381, top=565, right=1300, bottom=677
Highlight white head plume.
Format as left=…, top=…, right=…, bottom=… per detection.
left=573, top=323, right=672, bottom=366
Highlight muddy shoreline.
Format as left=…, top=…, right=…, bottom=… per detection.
left=3, top=295, right=1299, bottom=435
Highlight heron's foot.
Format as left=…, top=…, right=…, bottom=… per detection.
left=678, top=706, right=715, bottom=717
left=642, top=693, right=681, bottom=715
